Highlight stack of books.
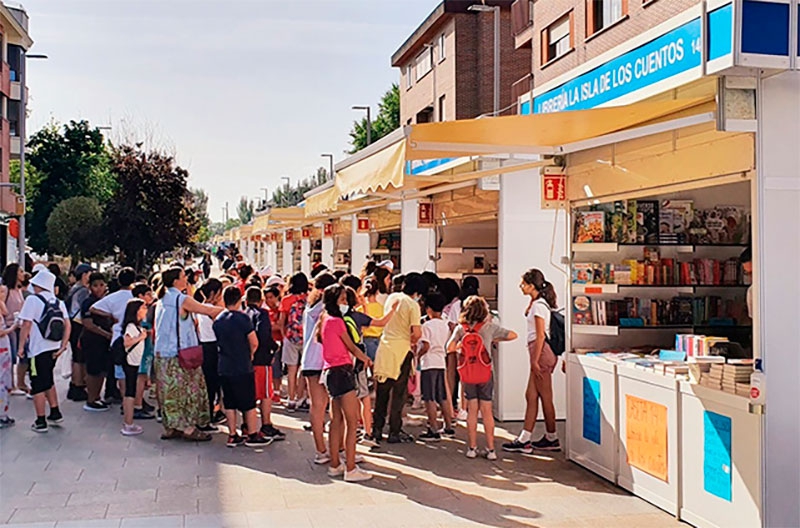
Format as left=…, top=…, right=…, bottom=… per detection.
left=701, top=364, right=725, bottom=389
left=722, top=362, right=753, bottom=395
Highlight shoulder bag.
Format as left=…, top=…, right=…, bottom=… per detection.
left=176, top=295, right=203, bottom=370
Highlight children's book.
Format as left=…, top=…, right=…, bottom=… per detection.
left=575, top=211, right=606, bottom=243
left=636, top=200, right=659, bottom=244
left=573, top=295, right=593, bottom=325
left=572, top=264, right=594, bottom=284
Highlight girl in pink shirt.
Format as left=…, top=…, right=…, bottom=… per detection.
left=318, top=284, right=373, bottom=483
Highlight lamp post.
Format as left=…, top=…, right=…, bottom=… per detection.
left=351, top=106, right=371, bottom=146
left=281, top=176, right=291, bottom=207
left=320, top=154, right=334, bottom=182
left=468, top=3, right=500, bottom=116
left=17, top=52, right=48, bottom=267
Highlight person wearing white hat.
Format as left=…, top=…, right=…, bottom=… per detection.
left=17, top=270, right=71, bottom=433
left=259, top=266, right=273, bottom=278
left=378, top=260, right=395, bottom=273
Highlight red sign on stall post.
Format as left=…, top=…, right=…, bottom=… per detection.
left=323, top=223, right=333, bottom=237
left=541, top=168, right=567, bottom=209
left=357, top=217, right=370, bottom=233
left=418, top=201, right=434, bottom=228
left=285, top=230, right=293, bottom=242
left=301, top=227, right=311, bottom=239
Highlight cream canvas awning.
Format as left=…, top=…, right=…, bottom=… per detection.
left=406, top=97, right=715, bottom=159
left=304, top=186, right=340, bottom=217
left=336, top=139, right=406, bottom=197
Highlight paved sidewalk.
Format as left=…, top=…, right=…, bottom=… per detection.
left=0, top=380, right=684, bottom=528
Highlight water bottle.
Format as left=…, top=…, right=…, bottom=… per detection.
left=749, top=358, right=765, bottom=413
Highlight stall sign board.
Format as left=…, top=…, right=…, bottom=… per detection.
left=357, top=217, right=371, bottom=233
left=582, top=377, right=602, bottom=445
left=418, top=201, right=434, bottom=228
left=625, top=395, right=668, bottom=482
left=285, top=231, right=293, bottom=242
left=302, top=227, right=311, bottom=239
left=703, top=410, right=732, bottom=501
left=323, top=223, right=333, bottom=238
left=542, top=171, right=567, bottom=209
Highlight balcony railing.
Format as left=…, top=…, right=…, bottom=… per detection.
left=511, top=0, right=533, bottom=36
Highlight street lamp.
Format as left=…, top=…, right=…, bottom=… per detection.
left=320, top=154, right=334, bottom=182
left=468, top=3, right=500, bottom=116
left=260, top=187, right=269, bottom=201
left=352, top=105, right=371, bottom=146
left=280, top=176, right=291, bottom=207
left=17, top=52, right=48, bottom=267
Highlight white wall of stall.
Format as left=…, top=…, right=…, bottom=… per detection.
left=282, top=239, right=293, bottom=276
left=759, top=70, right=800, bottom=528
left=496, top=167, right=567, bottom=421
left=301, top=238, right=311, bottom=276
left=351, top=214, right=371, bottom=274
left=321, top=235, right=334, bottom=269
left=401, top=199, right=435, bottom=273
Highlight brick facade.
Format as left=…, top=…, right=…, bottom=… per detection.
left=532, top=0, right=700, bottom=88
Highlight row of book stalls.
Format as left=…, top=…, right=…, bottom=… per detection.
left=224, top=3, right=800, bottom=524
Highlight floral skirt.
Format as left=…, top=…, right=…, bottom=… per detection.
left=155, top=356, right=210, bottom=431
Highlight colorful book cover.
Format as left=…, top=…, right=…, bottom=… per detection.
left=592, top=264, right=606, bottom=284
left=717, top=205, right=745, bottom=244
left=573, top=296, right=593, bottom=325
left=610, top=201, right=628, bottom=243
left=626, top=200, right=638, bottom=243
left=572, top=263, right=594, bottom=284
left=636, top=200, right=659, bottom=244
left=661, top=200, right=694, bottom=243
left=575, top=211, right=606, bottom=243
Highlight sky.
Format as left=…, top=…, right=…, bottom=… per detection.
left=20, top=0, right=435, bottom=222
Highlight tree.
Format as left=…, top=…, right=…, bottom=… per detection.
left=26, top=120, right=114, bottom=253
left=269, top=167, right=331, bottom=208
left=190, top=188, right=212, bottom=243
left=46, top=196, right=108, bottom=262
left=348, top=84, right=400, bottom=153
left=104, top=144, right=198, bottom=271
left=237, top=196, right=254, bottom=225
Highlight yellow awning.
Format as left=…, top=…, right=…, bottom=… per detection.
left=337, top=139, right=406, bottom=197
left=238, top=225, right=252, bottom=239
left=304, top=186, right=339, bottom=217
left=252, top=213, right=270, bottom=233
left=406, top=97, right=714, bottom=159
left=269, top=206, right=306, bottom=225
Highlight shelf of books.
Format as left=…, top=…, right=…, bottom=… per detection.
left=434, top=220, right=499, bottom=309
left=565, top=180, right=760, bottom=526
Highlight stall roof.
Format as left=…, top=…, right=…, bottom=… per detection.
left=337, top=138, right=406, bottom=198
left=252, top=212, right=270, bottom=233
left=405, top=97, right=714, bottom=159
left=304, top=186, right=340, bottom=217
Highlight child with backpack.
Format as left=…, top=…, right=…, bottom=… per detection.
left=503, top=269, right=562, bottom=454
left=121, top=298, right=148, bottom=436
left=447, top=296, right=517, bottom=460
left=278, top=273, right=309, bottom=412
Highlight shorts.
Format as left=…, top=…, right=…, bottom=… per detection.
left=70, top=323, right=85, bottom=363
left=302, top=369, right=322, bottom=378
left=271, top=345, right=283, bottom=379
left=463, top=377, right=494, bottom=402
left=421, top=369, right=447, bottom=403
left=115, top=365, right=125, bottom=380
left=282, top=339, right=302, bottom=366
left=84, top=343, right=110, bottom=377
left=528, top=340, right=558, bottom=375
left=220, top=373, right=257, bottom=413
left=123, top=361, right=138, bottom=398
left=30, top=351, right=56, bottom=395
left=355, top=369, right=369, bottom=399
left=139, top=347, right=154, bottom=376
left=253, top=365, right=274, bottom=401
left=363, top=337, right=379, bottom=362
left=322, top=364, right=356, bottom=399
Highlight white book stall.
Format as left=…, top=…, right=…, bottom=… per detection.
left=562, top=111, right=762, bottom=527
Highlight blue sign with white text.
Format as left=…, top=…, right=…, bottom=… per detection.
left=534, top=17, right=702, bottom=114
left=703, top=410, right=732, bottom=501
left=582, top=377, right=601, bottom=445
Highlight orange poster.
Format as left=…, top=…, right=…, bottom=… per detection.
left=625, top=395, right=668, bottom=482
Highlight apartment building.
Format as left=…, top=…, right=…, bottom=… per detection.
left=392, top=0, right=531, bottom=125
left=0, top=2, right=31, bottom=217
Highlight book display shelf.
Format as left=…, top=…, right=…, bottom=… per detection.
left=370, top=230, right=401, bottom=271
left=565, top=180, right=761, bottom=527
left=435, top=220, right=499, bottom=308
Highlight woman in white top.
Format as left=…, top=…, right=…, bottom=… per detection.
left=194, top=279, right=224, bottom=424
left=121, top=299, right=148, bottom=436
left=503, top=269, right=560, bottom=454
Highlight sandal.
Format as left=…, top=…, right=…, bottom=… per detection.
left=182, top=429, right=212, bottom=442
left=160, top=428, right=183, bottom=440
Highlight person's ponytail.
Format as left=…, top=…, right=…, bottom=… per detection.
left=522, top=268, right=557, bottom=309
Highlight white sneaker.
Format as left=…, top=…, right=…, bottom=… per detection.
left=314, top=451, right=331, bottom=465
left=466, top=447, right=478, bottom=459
left=121, top=424, right=143, bottom=436
left=339, top=450, right=364, bottom=464
left=485, top=449, right=498, bottom=461
left=344, top=466, right=373, bottom=482
left=327, top=463, right=345, bottom=478
left=457, top=409, right=468, bottom=421
left=402, top=416, right=425, bottom=427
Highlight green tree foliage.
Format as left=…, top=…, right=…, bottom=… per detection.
left=348, top=84, right=400, bottom=153
left=237, top=196, right=254, bottom=224
left=46, top=196, right=107, bottom=261
left=191, top=188, right=212, bottom=243
left=26, top=120, right=114, bottom=253
left=270, top=167, right=331, bottom=208
left=104, top=145, right=198, bottom=271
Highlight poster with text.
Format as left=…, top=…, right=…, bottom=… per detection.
left=625, top=395, right=668, bottom=481
left=703, top=410, right=732, bottom=501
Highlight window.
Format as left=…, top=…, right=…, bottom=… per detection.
left=438, top=95, right=446, bottom=122
left=587, top=0, right=627, bottom=36
left=541, top=12, right=573, bottom=65
left=415, top=48, right=433, bottom=80
left=438, top=33, right=446, bottom=62
left=406, top=64, right=414, bottom=90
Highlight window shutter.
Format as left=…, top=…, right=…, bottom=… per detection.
left=569, top=12, right=575, bottom=48
left=586, top=0, right=596, bottom=36
left=540, top=28, right=549, bottom=64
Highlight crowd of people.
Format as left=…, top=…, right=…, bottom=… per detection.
left=0, top=248, right=563, bottom=484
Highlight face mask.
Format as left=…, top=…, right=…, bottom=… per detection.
left=339, top=304, right=350, bottom=315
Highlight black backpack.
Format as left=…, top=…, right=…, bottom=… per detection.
left=34, top=294, right=66, bottom=342
left=546, top=308, right=566, bottom=356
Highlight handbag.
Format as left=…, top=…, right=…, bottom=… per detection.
left=176, top=296, right=203, bottom=370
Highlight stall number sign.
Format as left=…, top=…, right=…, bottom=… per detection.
left=302, top=227, right=311, bottom=239
left=542, top=173, right=566, bottom=209
left=357, top=217, right=371, bottom=233
left=418, top=201, right=434, bottom=228
left=285, top=231, right=293, bottom=242
left=323, top=223, right=333, bottom=237
left=625, top=395, right=668, bottom=482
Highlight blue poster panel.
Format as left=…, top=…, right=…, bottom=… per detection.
left=703, top=410, right=732, bottom=501
left=582, top=377, right=601, bottom=445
